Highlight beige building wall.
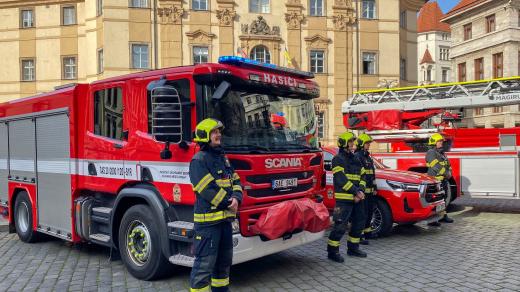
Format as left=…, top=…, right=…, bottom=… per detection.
left=0, top=0, right=423, bottom=145
left=443, top=0, right=520, bottom=128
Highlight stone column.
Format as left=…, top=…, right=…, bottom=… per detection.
left=158, top=0, right=184, bottom=67
left=284, top=0, right=304, bottom=69
left=216, top=0, right=236, bottom=57
left=332, top=0, right=356, bottom=137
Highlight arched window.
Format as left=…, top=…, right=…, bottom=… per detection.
left=250, top=45, right=271, bottom=63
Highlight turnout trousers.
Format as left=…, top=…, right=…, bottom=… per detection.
left=327, top=200, right=366, bottom=252
left=190, top=222, right=233, bottom=292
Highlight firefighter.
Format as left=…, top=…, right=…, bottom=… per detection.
left=426, top=133, right=454, bottom=226
left=355, top=133, right=377, bottom=244
left=189, top=118, right=243, bottom=292
left=327, top=131, right=368, bottom=263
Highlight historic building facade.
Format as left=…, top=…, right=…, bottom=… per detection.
left=442, top=0, right=520, bottom=128
left=0, top=0, right=423, bottom=144
left=417, top=0, right=451, bottom=85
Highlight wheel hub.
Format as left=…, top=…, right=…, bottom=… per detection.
left=126, top=220, right=151, bottom=266
left=17, top=202, right=30, bottom=233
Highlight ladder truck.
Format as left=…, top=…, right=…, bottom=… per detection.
left=342, top=77, right=520, bottom=201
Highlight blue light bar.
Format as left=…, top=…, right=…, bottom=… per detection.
left=218, top=56, right=314, bottom=79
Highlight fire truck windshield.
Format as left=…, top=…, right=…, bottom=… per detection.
left=202, top=85, right=319, bottom=153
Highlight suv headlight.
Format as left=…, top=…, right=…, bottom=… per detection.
left=386, top=180, right=421, bottom=192
left=231, top=219, right=240, bottom=234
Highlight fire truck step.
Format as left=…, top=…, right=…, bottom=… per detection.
left=92, top=207, right=112, bottom=216
left=89, top=233, right=111, bottom=245
left=167, top=221, right=194, bottom=242
left=169, top=254, right=195, bottom=267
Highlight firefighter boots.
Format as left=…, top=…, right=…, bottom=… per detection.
left=347, top=248, right=367, bottom=258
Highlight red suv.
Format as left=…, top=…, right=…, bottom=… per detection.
left=322, top=147, right=446, bottom=236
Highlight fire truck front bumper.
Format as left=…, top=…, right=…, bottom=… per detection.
left=232, top=230, right=325, bottom=265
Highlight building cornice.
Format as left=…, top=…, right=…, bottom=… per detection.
left=0, top=0, right=83, bottom=9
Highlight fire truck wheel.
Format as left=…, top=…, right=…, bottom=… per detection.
left=118, top=204, right=172, bottom=280
left=372, top=199, right=393, bottom=237
left=14, top=191, right=39, bottom=243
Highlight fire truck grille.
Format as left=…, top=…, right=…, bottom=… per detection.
left=425, top=183, right=445, bottom=203
left=247, top=182, right=313, bottom=198
left=245, top=171, right=312, bottom=184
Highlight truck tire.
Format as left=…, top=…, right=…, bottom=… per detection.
left=372, top=199, right=393, bottom=237
left=14, top=191, right=39, bottom=243
left=118, top=204, right=172, bottom=280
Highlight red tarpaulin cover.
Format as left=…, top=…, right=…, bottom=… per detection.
left=250, top=198, right=330, bottom=240
left=366, top=110, right=402, bottom=131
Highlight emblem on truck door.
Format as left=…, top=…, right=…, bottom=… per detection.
left=265, top=158, right=303, bottom=168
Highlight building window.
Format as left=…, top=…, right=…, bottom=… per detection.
left=400, top=11, right=406, bottom=28
left=97, top=48, right=104, bottom=74
left=310, top=50, right=325, bottom=73
left=129, top=0, right=148, bottom=8
left=131, top=44, right=149, bottom=69
left=251, top=45, right=271, bottom=63
left=21, top=9, right=34, bottom=28
left=317, top=111, right=325, bottom=139
left=193, top=46, right=209, bottom=64
left=62, top=6, right=76, bottom=25
left=94, top=87, right=124, bottom=140
left=458, top=62, right=466, bottom=82
left=250, top=0, right=270, bottom=14
left=400, top=58, right=406, bottom=80
left=97, top=0, right=103, bottom=16
left=475, top=108, right=484, bottom=116
left=442, top=68, right=449, bottom=83
left=463, top=23, right=472, bottom=41
left=492, top=106, right=503, bottom=113
left=486, top=14, right=496, bottom=33
left=192, top=0, right=208, bottom=10
left=310, top=0, right=324, bottom=16
left=493, top=52, right=503, bottom=78
left=21, top=59, right=35, bottom=81
left=362, top=0, right=376, bottom=19
left=362, top=52, right=376, bottom=75
left=63, top=56, right=77, bottom=80
left=426, top=67, right=432, bottom=82
left=474, top=58, right=484, bottom=80
left=442, top=33, right=449, bottom=40
left=440, top=47, right=450, bottom=61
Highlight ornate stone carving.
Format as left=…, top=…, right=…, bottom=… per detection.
left=157, top=6, right=184, bottom=24
left=243, top=16, right=280, bottom=36
left=332, top=13, right=356, bottom=31
left=186, top=30, right=216, bottom=44
left=216, top=8, right=236, bottom=26
left=305, top=34, right=332, bottom=49
left=334, top=0, right=354, bottom=8
left=285, top=11, right=304, bottom=29
left=286, top=0, right=301, bottom=5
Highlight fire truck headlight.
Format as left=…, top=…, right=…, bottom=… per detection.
left=386, top=180, right=421, bottom=192
left=231, top=219, right=240, bottom=234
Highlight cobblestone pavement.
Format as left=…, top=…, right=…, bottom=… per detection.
left=1, top=202, right=520, bottom=292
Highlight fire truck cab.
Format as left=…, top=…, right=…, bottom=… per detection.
left=0, top=57, right=327, bottom=280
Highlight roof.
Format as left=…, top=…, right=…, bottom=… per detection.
left=417, top=1, right=451, bottom=33
left=443, top=0, right=488, bottom=19
left=420, top=48, right=435, bottom=64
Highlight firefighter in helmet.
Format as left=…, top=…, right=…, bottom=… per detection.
left=189, top=118, right=243, bottom=292
left=426, top=133, right=454, bottom=225
left=355, top=133, right=377, bottom=244
left=327, top=131, right=368, bottom=262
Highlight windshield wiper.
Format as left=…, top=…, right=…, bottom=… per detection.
left=224, top=144, right=271, bottom=152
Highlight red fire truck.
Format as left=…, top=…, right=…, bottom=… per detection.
left=0, top=56, right=327, bottom=280
left=342, top=77, right=520, bottom=201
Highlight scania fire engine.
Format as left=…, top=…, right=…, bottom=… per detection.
left=342, top=77, right=520, bottom=201
left=0, top=56, right=328, bottom=280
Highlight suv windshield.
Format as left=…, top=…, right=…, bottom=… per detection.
left=201, top=84, right=319, bottom=153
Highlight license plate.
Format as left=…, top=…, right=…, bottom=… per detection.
left=436, top=203, right=446, bottom=212
left=272, top=178, right=297, bottom=189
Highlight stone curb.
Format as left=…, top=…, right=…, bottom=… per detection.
left=0, top=218, right=8, bottom=232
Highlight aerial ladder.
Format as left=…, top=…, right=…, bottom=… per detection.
left=342, top=77, right=520, bottom=142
